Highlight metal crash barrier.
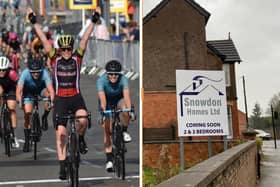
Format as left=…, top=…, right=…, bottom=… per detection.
left=75, top=38, right=139, bottom=80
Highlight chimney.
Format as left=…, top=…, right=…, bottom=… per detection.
left=228, top=32, right=231, bottom=40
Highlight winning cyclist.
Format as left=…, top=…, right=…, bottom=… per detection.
left=16, top=58, right=55, bottom=152
left=0, top=56, right=19, bottom=148
left=97, top=60, right=135, bottom=172
left=27, top=7, right=100, bottom=180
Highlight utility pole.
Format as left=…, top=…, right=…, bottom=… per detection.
left=242, top=76, right=249, bottom=129
left=271, top=105, right=277, bottom=149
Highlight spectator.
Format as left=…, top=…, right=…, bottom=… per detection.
left=123, top=21, right=139, bottom=42
left=127, top=0, right=135, bottom=21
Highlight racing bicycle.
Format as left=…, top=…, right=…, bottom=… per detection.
left=103, top=107, right=134, bottom=180
left=56, top=111, right=91, bottom=187
left=0, top=94, right=13, bottom=157
left=23, top=96, right=50, bottom=160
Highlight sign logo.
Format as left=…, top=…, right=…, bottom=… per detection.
left=176, top=70, right=229, bottom=137
left=179, top=75, right=224, bottom=116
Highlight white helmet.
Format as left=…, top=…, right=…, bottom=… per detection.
left=43, top=26, right=49, bottom=33
left=0, top=56, right=10, bottom=70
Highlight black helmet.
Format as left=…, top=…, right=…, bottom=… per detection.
left=58, top=35, right=74, bottom=48
left=28, top=58, right=43, bottom=72
left=105, top=60, right=122, bottom=73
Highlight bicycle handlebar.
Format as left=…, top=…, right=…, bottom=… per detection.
left=55, top=112, right=92, bottom=129
left=22, top=97, right=50, bottom=102
left=102, top=108, right=132, bottom=114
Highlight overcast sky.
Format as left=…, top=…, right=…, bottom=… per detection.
left=143, top=0, right=280, bottom=116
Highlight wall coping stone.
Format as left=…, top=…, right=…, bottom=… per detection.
left=157, top=140, right=256, bottom=187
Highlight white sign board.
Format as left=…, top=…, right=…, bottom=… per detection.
left=176, top=70, right=229, bottom=137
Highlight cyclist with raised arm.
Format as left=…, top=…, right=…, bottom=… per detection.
left=97, top=60, right=135, bottom=172
left=0, top=56, right=19, bottom=148
left=16, top=58, right=54, bottom=152
left=27, top=7, right=100, bottom=180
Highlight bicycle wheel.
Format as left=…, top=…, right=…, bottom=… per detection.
left=118, top=125, right=126, bottom=180
left=3, top=109, right=11, bottom=157
left=114, top=123, right=126, bottom=179
left=120, top=132, right=126, bottom=180
left=69, top=133, right=79, bottom=187
left=32, top=112, right=41, bottom=160
left=0, top=108, right=4, bottom=143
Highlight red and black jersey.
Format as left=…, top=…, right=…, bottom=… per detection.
left=49, top=47, right=84, bottom=97
left=0, top=69, right=18, bottom=92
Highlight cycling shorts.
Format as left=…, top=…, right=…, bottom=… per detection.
left=53, top=94, right=87, bottom=127
left=2, top=90, right=16, bottom=101
left=23, top=88, right=46, bottom=105
left=99, top=97, right=124, bottom=119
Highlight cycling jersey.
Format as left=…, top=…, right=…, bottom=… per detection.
left=97, top=74, right=129, bottom=102
left=18, top=68, right=52, bottom=96
left=0, top=68, right=18, bottom=93
left=48, top=47, right=84, bottom=97
left=8, top=40, right=21, bottom=52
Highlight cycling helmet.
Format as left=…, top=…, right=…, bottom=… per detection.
left=58, top=35, right=74, bottom=48
left=42, top=26, right=49, bottom=33
left=105, top=60, right=122, bottom=73
left=28, top=58, right=43, bottom=72
left=0, top=56, right=10, bottom=70
left=9, top=32, right=17, bottom=40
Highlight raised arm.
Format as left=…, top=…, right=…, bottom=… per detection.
left=27, top=8, right=52, bottom=53
left=79, top=11, right=100, bottom=51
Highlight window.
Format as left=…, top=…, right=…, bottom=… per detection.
left=223, top=64, right=231, bottom=87
left=227, top=105, right=233, bottom=139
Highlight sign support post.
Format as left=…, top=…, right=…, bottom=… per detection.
left=180, top=137, right=184, bottom=171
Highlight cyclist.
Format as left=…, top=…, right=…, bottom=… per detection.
left=0, top=56, right=19, bottom=148
left=16, top=58, right=54, bottom=152
left=97, top=60, right=135, bottom=172
left=27, top=7, right=100, bottom=180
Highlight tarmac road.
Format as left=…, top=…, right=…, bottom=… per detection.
left=0, top=74, right=140, bottom=187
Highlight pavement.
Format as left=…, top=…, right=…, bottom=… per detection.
left=258, top=140, right=280, bottom=187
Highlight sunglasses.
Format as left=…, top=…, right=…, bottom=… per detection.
left=107, top=73, right=120, bottom=76
left=0, top=69, right=7, bottom=72
left=30, top=70, right=42, bottom=74
left=61, top=48, right=72, bottom=52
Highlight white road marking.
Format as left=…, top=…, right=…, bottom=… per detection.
left=0, top=175, right=139, bottom=185
left=44, top=147, right=56, bottom=153
left=17, top=139, right=25, bottom=143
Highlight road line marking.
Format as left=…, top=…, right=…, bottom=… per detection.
left=44, top=147, right=56, bottom=152
left=0, top=175, right=139, bottom=185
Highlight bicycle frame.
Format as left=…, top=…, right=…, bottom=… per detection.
left=0, top=94, right=12, bottom=157
left=103, top=108, right=131, bottom=180
left=23, top=96, right=50, bottom=160
left=55, top=111, right=91, bottom=187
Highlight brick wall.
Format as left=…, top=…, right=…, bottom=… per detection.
left=143, top=142, right=227, bottom=169
left=157, top=141, right=257, bottom=187
left=144, top=0, right=207, bottom=91
left=143, top=91, right=177, bottom=128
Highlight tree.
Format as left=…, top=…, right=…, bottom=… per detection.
left=267, top=93, right=280, bottom=114
left=250, top=102, right=264, bottom=129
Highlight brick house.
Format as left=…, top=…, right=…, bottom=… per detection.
left=143, top=0, right=242, bottom=168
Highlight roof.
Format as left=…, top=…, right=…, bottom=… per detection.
left=144, top=0, right=210, bottom=25
left=207, top=39, right=242, bottom=63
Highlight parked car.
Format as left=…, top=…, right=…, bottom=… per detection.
left=254, top=129, right=272, bottom=140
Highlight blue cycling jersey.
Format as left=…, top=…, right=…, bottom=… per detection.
left=97, top=74, right=129, bottom=100
left=18, top=68, right=52, bottom=95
